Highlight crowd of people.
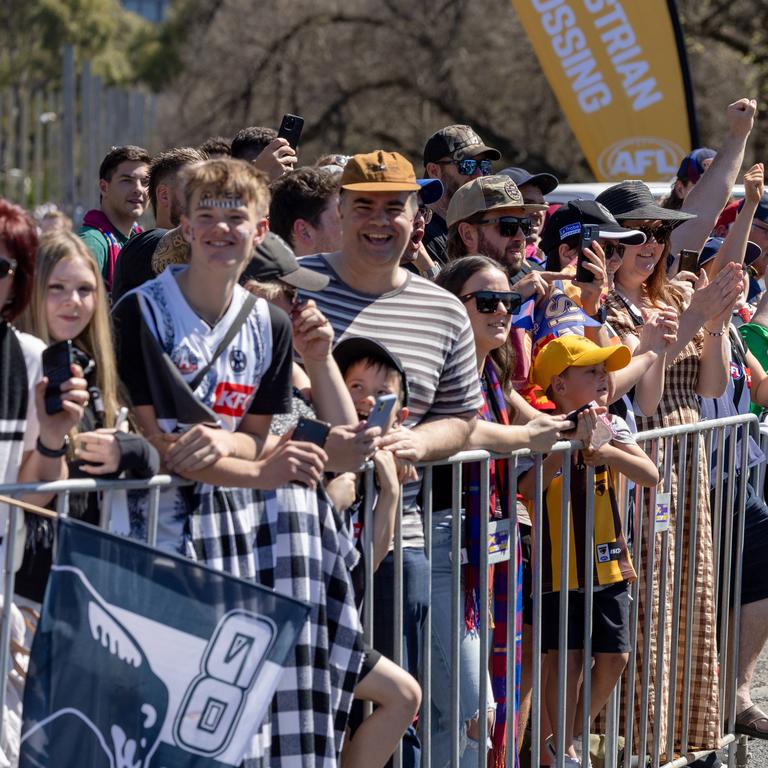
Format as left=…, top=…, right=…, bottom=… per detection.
left=2, top=94, right=768, bottom=768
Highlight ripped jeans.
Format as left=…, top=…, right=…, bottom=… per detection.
left=429, top=509, right=494, bottom=768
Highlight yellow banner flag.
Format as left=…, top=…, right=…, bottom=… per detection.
left=511, top=0, right=697, bottom=181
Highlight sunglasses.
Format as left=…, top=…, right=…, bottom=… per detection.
left=475, top=215, right=532, bottom=238
left=0, top=256, right=16, bottom=280
left=636, top=223, right=674, bottom=244
left=603, top=242, right=626, bottom=260
left=459, top=290, right=522, bottom=314
left=417, top=204, right=433, bottom=224
left=436, top=158, right=494, bottom=176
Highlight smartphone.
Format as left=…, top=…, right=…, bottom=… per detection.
left=678, top=249, right=700, bottom=275
left=277, top=113, right=304, bottom=151
left=365, top=394, right=398, bottom=431
left=292, top=416, right=330, bottom=447
left=42, top=339, right=75, bottom=415
left=563, top=403, right=591, bottom=431
left=576, top=224, right=600, bottom=283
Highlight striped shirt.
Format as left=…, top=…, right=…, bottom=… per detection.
left=299, top=254, right=483, bottom=545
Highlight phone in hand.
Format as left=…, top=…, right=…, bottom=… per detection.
left=292, top=416, right=330, bottom=447
left=277, top=113, right=304, bottom=151
left=576, top=224, right=600, bottom=283
left=42, top=339, right=75, bottom=415
left=563, top=403, right=591, bottom=431
left=365, top=394, right=398, bottom=431
left=677, top=249, right=700, bottom=275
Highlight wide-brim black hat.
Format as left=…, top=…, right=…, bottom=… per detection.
left=596, top=180, right=696, bottom=226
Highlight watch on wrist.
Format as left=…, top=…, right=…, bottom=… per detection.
left=590, top=304, right=608, bottom=324
left=36, top=434, right=70, bottom=458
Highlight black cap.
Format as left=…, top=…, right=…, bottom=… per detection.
left=332, top=337, right=409, bottom=407
left=423, top=125, right=501, bottom=165
left=539, top=200, right=647, bottom=254
left=241, top=232, right=329, bottom=290
left=499, top=166, right=559, bottom=196
left=596, top=180, right=696, bottom=224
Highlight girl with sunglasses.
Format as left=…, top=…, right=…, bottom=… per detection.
left=429, top=256, right=569, bottom=767
left=16, top=231, right=158, bottom=601
left=596, top=181, right=744, bottom=762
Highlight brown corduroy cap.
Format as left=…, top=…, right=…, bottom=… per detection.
left=340, top=150, right=421, bottom=193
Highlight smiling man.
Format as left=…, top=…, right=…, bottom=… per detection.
left=298, top=149, right=483, bottom=766
left=79, top=145, right=150, bottom=291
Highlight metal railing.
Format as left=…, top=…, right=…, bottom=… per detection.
left=0, top=414, right=757, bottom=767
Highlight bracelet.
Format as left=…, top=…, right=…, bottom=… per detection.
left=703, top=327, right=725, bottom=337
left=36, top=434, right=69, bottom=458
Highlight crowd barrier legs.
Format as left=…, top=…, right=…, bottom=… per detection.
left=0, top=414, right=758, bottom=767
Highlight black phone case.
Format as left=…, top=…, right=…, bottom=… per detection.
left=292, top=417, right=330, bottom=447
left=277, top=114, right=304, bottom=150
left=576, top=225, right=600, bottom=283
left=42, top=340, right=74, bottom=415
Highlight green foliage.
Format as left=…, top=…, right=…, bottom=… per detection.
left=0, top=0, right=157, bottom=91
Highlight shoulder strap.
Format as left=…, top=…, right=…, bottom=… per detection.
left=189, top=293, right=257, bottom=391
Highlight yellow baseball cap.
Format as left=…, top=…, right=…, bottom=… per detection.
left=532, top=336, right=631, bottom=391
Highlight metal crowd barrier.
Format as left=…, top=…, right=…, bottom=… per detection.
left=0, top=414, right=757, bottom=768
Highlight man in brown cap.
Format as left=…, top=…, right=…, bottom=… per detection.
left=299, top=149, right=483, bottom=766
left=421, top=125, right=501, bottom=265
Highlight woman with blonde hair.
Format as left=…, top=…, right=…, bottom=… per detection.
left=17, top=230, right=157, bottom=601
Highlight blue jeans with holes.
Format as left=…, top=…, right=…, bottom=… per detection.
left=372, top=547, right=430, bottom=768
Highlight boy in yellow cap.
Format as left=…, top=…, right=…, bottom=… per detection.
left=518, top=335, right=659, bottom=767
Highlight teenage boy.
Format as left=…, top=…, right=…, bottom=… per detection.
left=113, top=158, right=363, bottom=767
left=518, top=336, right=659, bottom=767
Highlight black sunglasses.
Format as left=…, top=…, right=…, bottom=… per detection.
left=459, top=290, right=522, bottom=314
left=436, top=158, right=493, bottom=176
left=0, top=256, right=16, bottom=280
left=475, top=215, right=532, bottom=238
left=636, top=223, right=674, bottom=244
left=603, top=242, right=626, bottom=259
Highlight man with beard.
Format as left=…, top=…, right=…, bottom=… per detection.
left=79, top=145, right=150, bottom=292
left=421, top=125, right=500, bottom=265
left=111, top=147, right=204, bottom=302
left=446, top=174, right=551, bottom=301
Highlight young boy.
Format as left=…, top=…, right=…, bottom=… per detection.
left=519, top=336, right=659, bottom=767
left=331, top=336, right=422, bottom=768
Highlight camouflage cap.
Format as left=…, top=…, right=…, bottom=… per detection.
left=446, top=174, right=549, bottom=227
left=423, top=125, right=501, bottom=165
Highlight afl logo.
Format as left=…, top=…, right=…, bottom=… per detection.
left=597, top=137, right=685, bottom=181
left=229, top=348, right=247, bottom=374
left=730, top=362, right=744, bottom=381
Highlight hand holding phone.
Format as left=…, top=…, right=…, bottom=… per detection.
left=42, top=340, right=75, bottom=415
left=291, top=417, right=331, bottom=448
left=277, top=113, right=304, bottom=151
left=365, top=394, right=398, bottom=432
left=563, top=403, right=590, bottom=431
left=677, top=249, right=700, bottom=275
left=576, top=224, right=600, bottom=283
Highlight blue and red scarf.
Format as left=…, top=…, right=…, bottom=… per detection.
left=464, top=360, right=522, bottom=767
left=81, top=209, right=140, bottom=290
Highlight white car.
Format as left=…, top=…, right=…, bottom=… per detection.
left=545, top=182, right=745, bottom=205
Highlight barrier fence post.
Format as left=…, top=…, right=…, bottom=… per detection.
left=362, top=465, right=375, bottom=720
left=478, top=457, right=490, bottom=768
left=506, top=455, right=520, bottom=768
left=556, top=448, right=572, bottom=768
left=392, top=490, right=404, bottom=768
left=0, top=504, right=19, bottom=748
left=421, top=465, right=433, bottom=766
left=531, top=453, right=544, bottom=768
left=451, top=461, right=462, bottom=766
left=582, top=464, right=596, bottom=762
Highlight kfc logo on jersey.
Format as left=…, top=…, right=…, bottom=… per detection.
left=172, top=345, right=199, bottom=374
left=213, top=382, right=255, bottom=417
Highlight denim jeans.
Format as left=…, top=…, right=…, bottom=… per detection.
left=429, top=510, right=493, bottom=768
left=372, top=547, right=430, bottom=768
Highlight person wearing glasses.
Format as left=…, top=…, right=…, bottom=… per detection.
left=421, top=125, right=501, bottom=266
left=433, top=255, right=569, bottom=767
left=596, top=180, right=744, bottom=767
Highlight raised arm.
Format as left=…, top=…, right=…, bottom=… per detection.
left=671, top=98, right=757, bottom=255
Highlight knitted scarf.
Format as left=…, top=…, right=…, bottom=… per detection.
left=464, top=359, right=522, bottom=767
left=81, top=209, right=140, bottom=290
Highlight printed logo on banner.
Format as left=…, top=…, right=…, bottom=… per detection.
left=213, top=382, right=256, bottom=418
left=597, top=137, right=685, bottom=181
left=20, top=520, right=309, bottom=768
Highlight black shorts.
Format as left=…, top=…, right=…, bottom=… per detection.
left=346, top=647, right=383, bottom=736
left=541, top=580, right=632, bottom=654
